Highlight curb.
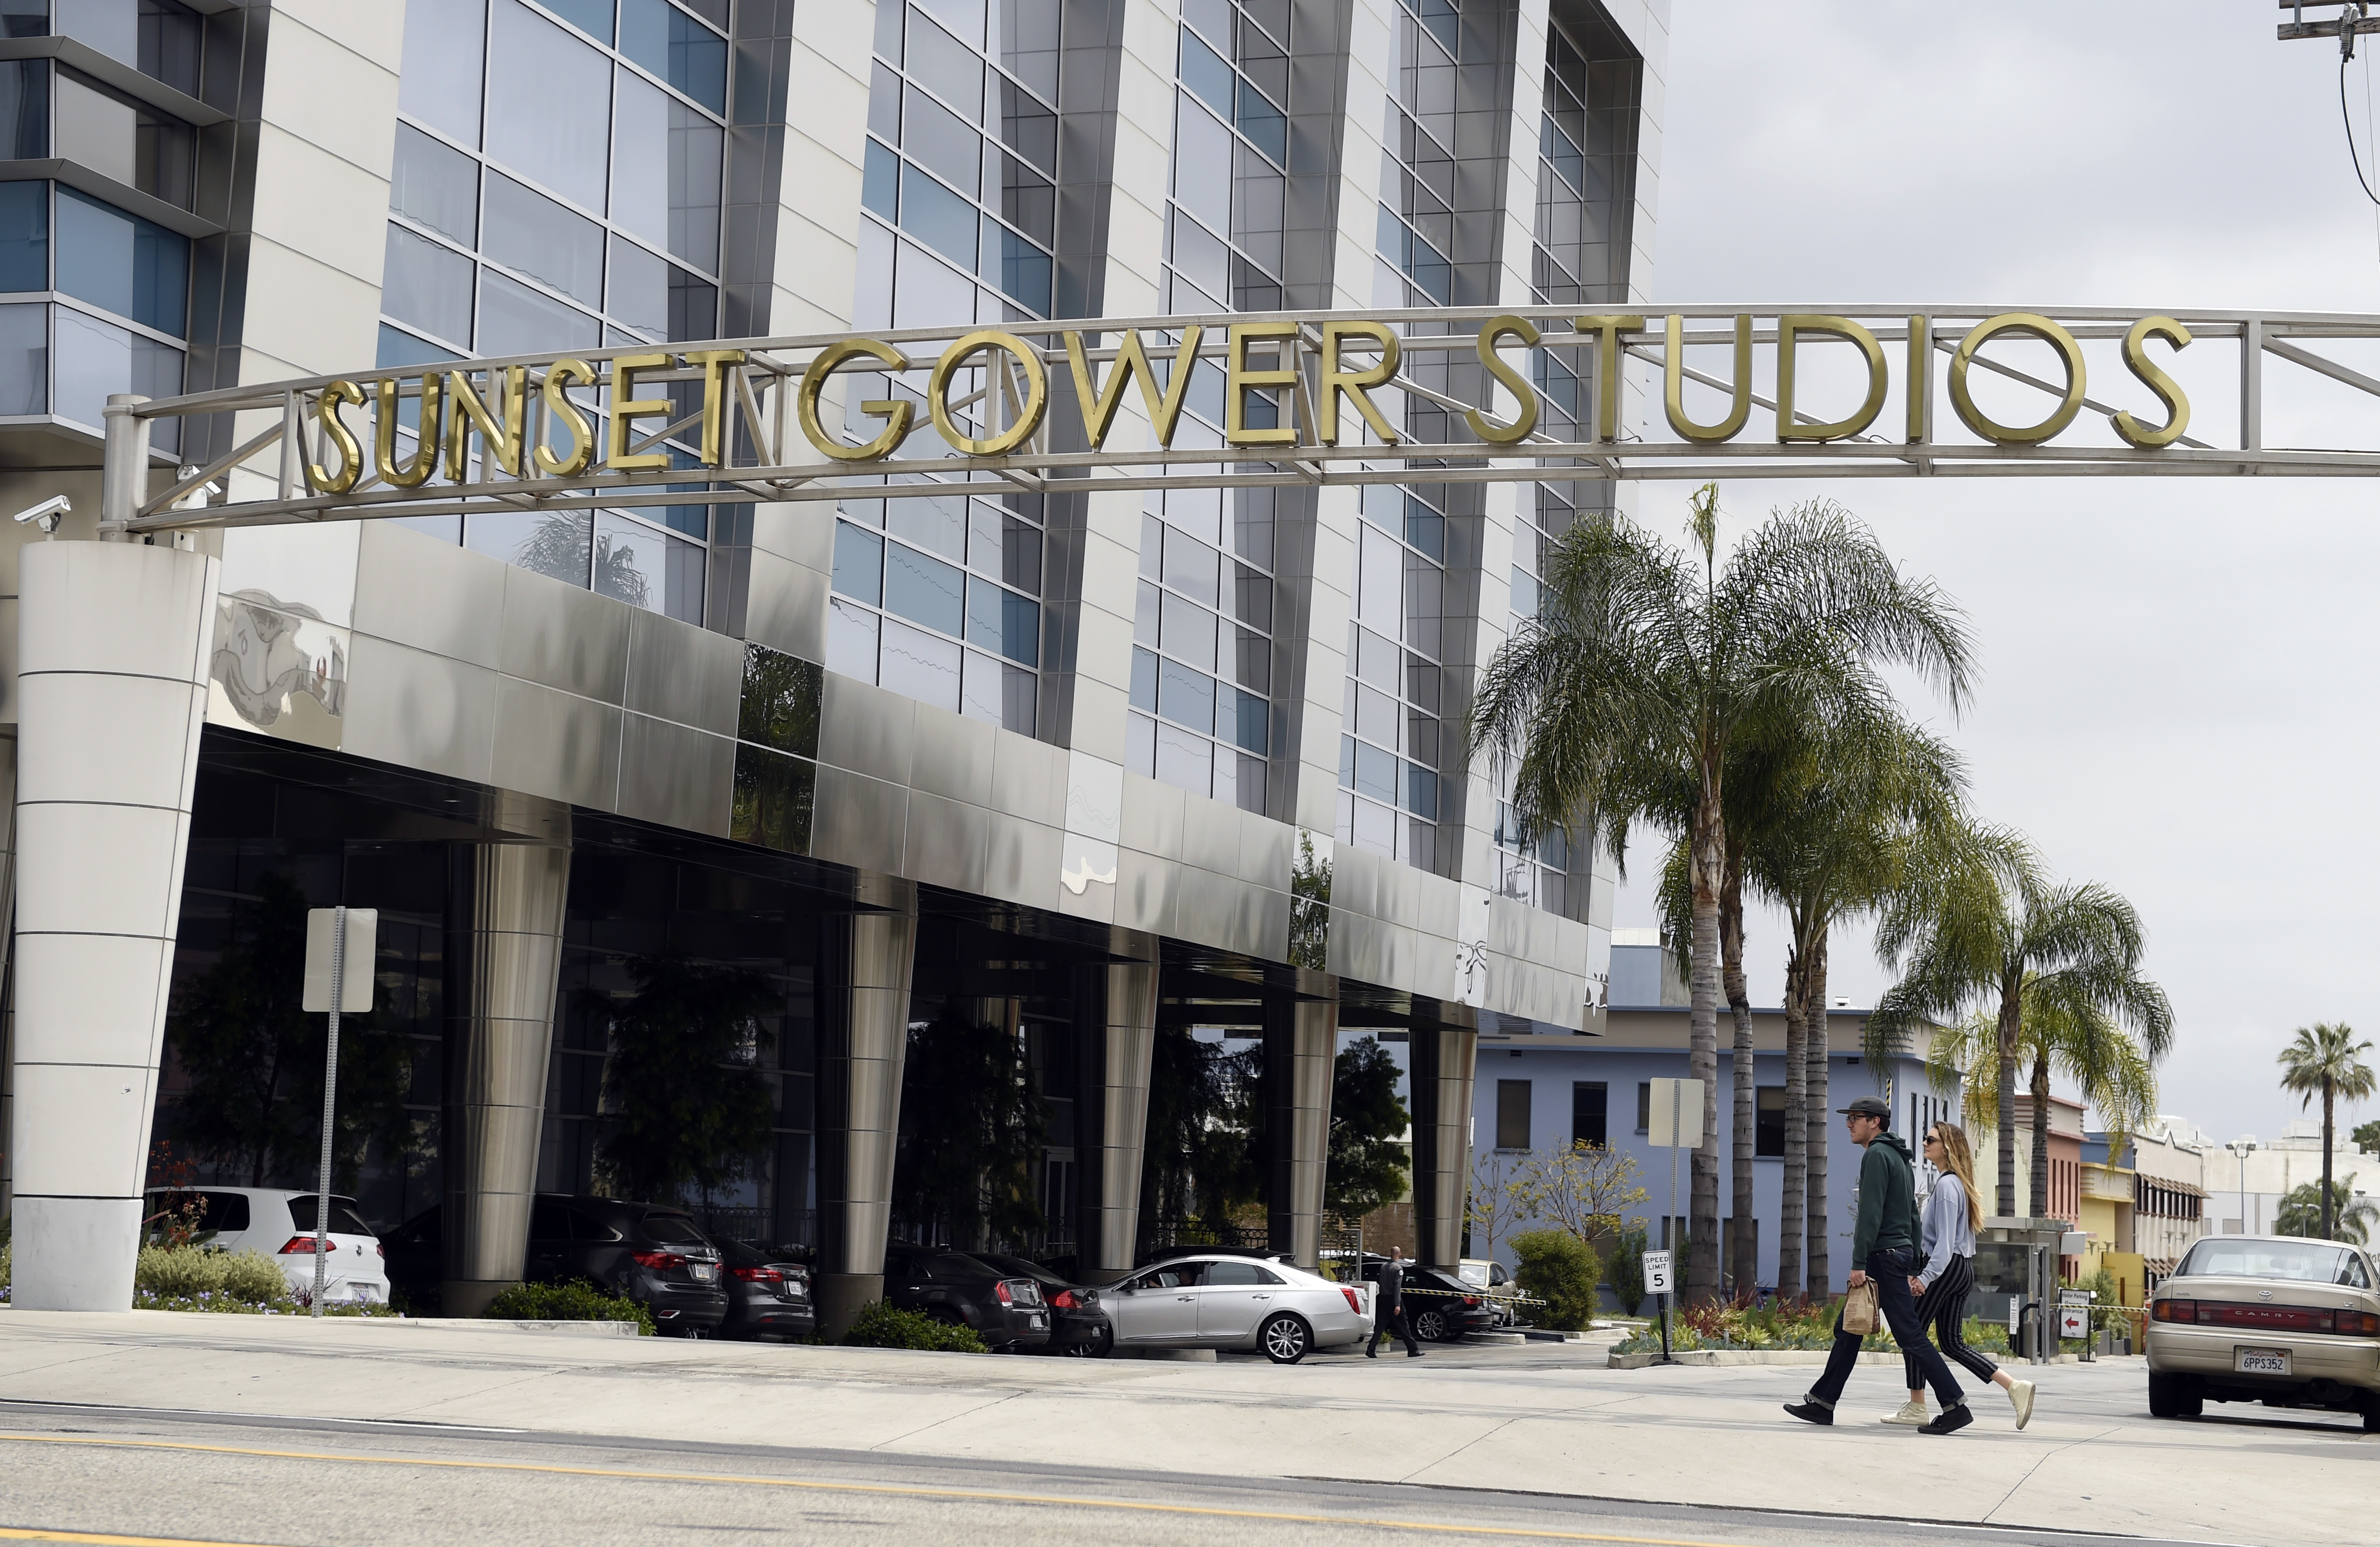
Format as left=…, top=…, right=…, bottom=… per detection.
left=1607, top=1349, right=1905, bottom=1368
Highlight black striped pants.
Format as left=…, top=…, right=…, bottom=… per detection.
left=1905, top=1252, right=1999, bottom=1388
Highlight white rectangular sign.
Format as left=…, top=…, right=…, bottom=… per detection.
left=1642, top=1249, right=1674, bottom=1296
left=1646, top=1078, right=1704, bottom=1149
left=2057, top=1306, right=2090, bottom=1340
left=302, top=908, right=378, bottom=1013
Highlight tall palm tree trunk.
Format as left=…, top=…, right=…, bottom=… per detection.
left=2030, top=1051, right=2054, bottom=1222
left=1723, top=850, right=1756, bottom=1295
left=1805, top=925, right=1831, bottom=1294
left=1779, top=945, right=1807, bottom=1297
left=1687, top=785, right=1725, bottom=1301
left=1994, top=975, right=2023, bottom=1218
left=2322, top=1080, right=2337, bottom=1239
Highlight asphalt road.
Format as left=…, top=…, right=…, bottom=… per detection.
left=0, top=1398, right=2269, bottom=1547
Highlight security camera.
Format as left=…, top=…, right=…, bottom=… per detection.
left=11, top=494, right=70, bottom=534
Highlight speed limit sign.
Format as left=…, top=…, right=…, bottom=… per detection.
left=1642, top=1249, right=1674, bottom=1296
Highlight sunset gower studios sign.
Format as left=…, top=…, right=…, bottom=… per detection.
left=106, top=305, right=2380, bottom=534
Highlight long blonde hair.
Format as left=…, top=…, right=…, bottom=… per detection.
left=1931, top=1122, right=1985, bottom=1233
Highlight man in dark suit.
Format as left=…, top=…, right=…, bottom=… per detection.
left=1366, top=1247, right=1423, bottom=1358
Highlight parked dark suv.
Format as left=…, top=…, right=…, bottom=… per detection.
left=720, top=1239, right=816, bottom=1340
left=381, top=1196, right=729, bottom=1333
left=879, top=1245, right=1052, bottom=1349
left=1363, top=1260, right=1495, bottom=1342
left=974, top=1253, right=1112, bottom=1355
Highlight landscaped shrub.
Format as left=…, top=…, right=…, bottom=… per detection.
left=1510, top=1229, right=1602, bottom=1331
left=136, top=1245, right=297, bottom=1308
left=483, top=1279, right=655, bottom=1334
left=839, top=1299, right=987, bottom=1353
left=1609, top=1226, right=1649, bottom=1316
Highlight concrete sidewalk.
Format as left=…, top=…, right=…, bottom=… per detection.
left=0, top=1310, right=2362, bottom=1543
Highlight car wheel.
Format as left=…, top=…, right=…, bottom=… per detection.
left=1412, top=1308, right=1449, bottom=1342
left=1259, top=1313, right=1311, bottom=1365
left=1063, top=1326, right=1114, bottom=1358
left=2147, top=1372, right=2202, bottom=1419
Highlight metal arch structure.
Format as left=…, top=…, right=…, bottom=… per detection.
left=94, top=303, right=2380, bottom=537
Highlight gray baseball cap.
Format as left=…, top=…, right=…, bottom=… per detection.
left=1837, top=1096, right=1891, bottom=1118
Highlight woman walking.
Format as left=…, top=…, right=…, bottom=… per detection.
left=1884, top=1123, right=2036, bottom=1429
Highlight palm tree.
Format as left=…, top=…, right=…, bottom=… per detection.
left=2275, top=1175, right=2376, bottom=1245
left=2276, top=1023, right=2377, bottom=1240
left=1928, top=982, right=2159, bottom=1214
left=1874, top=837, right=2174, bottom=1219
left=1474, top=488, right=1975, bottom=1298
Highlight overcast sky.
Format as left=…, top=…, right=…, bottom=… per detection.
left=1612, top=1, right=2380, bottom=1149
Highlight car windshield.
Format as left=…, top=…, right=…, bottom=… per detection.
left=2178, top=1238, right=2374, bottom=1288
left=1456, top=1262, right=1490, bottom=1288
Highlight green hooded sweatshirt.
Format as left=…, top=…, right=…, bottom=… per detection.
left=1851, top=1128, right=1919, bottom=1264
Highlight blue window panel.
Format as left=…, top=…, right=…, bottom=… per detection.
left=1376, top=203, right=1405, bottom=269
left=899, top=161, right=977, bottom=270
left=1235, top=78, right=1285, bottom=166
left=1541, top=114, right=1584, bottom=195
left=1178, top=26, right=1233, bottom=118
left=862, top=138, right=899, bottom=220
left=0, top=180, right=47, bottom=292
left=57, top=187, right=185, bottom=336
left=1404, top=496, right=1445, bottom=562
left=884, top=539, right=964, bottom=636
left=1156, top=656, right=1215, bottom=734
left=1510, top=564, right=1540, bottom=619
left=1353, top=740, right=1397, bottom=803
left=620, top=0, right=727, bottom=114
left=1405, top=763, right=1439, bottom=820
left=1339, top=734, right=1356, bottom=789
left=1232, top=688, right=1268, bottom=754
left=966, top=575, right=1038, bottom=665
left=1130, top=646, right=1159, bottom=713
left=832, top=520, right=883, bottom=605
left=994, top=226, right=1051, bottom=315
left=538, top=0, right=614, bottom=42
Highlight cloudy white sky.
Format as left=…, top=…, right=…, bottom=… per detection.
left=1609, top=1, right=2380, bottom=1147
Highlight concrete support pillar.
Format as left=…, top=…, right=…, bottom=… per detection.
left=1408, top=1023, right=1478, bottom=1271
left=814, top=887, right=917, bottom=1334
left=10, top=540, right=217, bottom=1310
left=0, top=729, right=18, bottom=1222
left=1266, top=994, right=1338, bottom=1269
left=441, top=808, right=572, bottom=1319
left=1075, top=940, right=1158, bottom=1283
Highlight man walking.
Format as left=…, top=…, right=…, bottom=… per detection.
left=1784, top=1097, right=1971, bottom=1435
left=1366, top=1247, right=1423, bottom=1358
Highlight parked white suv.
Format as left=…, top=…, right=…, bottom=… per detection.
left=145, top=1188, right=390, bottom=1306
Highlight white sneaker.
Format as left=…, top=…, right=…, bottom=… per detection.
left=1881, top=1398, right=1931, bottom=1426
left=2008, top=1379, right=2036, bottom=1430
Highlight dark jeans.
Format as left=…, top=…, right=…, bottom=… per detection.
left=1368, top=1302, right=1419, bottom=1355
left=1807, top=1247, right=1965, bottom=1410
left=1905, top=1253, right=2000, bottom=1388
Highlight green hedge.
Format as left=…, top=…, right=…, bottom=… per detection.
left=839, top=1300, right=987, bottom=1353
left=483, top=1279, right=655, bottom=1335
left=1511, top=1229, right=1603, bottom=1331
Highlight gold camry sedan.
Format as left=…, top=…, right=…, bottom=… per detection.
left=2146, top=1235, right=2380, bottom=1431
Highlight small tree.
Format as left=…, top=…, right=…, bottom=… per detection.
left=1326, top=1037, right=1410, bottom=1216
left=1518, top=1141, right=1649, bottom=1253
left=596, top=958, right=778, bottom=1208
left=2356, top=1118, right=2380, bottom=1157
left=1464, top=1148, right=1526, bottom=1266
left=2276, top=1176, right=2377, bottom=1245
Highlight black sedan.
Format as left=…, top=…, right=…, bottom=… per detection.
left=974, top=1253, right=1113, bottom=1356
left=1364, top=1261, right=1497, bottom=1342
left=720, top=1240, right=817, bottom=1340
left=381, top=1196, right=730, bottom=1334
left=879, top=1245, right=1053, bottom=1350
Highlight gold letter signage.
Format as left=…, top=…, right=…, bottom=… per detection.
left=1949, top=313, right=2086, bottom=445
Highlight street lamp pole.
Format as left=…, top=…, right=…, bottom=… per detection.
left=2229, top=1139, right=2257, bottom=1235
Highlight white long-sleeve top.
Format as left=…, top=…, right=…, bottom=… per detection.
left=1918, top=1172, right=1977, bottom=1288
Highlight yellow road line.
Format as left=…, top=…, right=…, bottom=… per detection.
left=0, top=1431, right=1759, bottom=1547
left=0, top=1529, right=279, bottom=1547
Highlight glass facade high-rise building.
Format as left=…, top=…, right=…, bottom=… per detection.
left=0, top=1, right=1667, bottom=1320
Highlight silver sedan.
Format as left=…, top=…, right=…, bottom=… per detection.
left=1104, top=1254, right=1372, bottom=1363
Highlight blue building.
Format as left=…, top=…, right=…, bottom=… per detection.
left=1468, top=933, right=1955, bottom=1294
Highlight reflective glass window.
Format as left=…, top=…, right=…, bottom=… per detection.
left=595, top=509, right=702, bottom=622
left=609, top=67, right=721, bottom=273
left=0, top=180, right=46, bottom=290
left=0, top=0, right=44, bottom=40
left=484, top=171, right=604, bottom=307
left=0, top=58, right=47, bottom=160
left=618, top=0, right=725, bottom=114
left=399, top=0, right=486, bottom=147
left=0, top=300, right=44, bottom=414
left=898, top=161, right=975, bottom=269
left=470, top=507, right=592, bottom=586
left=55, top=186, right=185, bottom=335
left=392, top=123, right=480, bottom=246
left=904, top=10, right=982, bottom=120
left=54, top=303, right=180, bottom=442
left=382, top=223, right=476, bottom=347
left=476, top=265, right=598, bottom=354
left=884, top=540, right=965, bottom=637
left=487, top=0, right=611, bottom=213
left=537, top=0, right=613, bottom=41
